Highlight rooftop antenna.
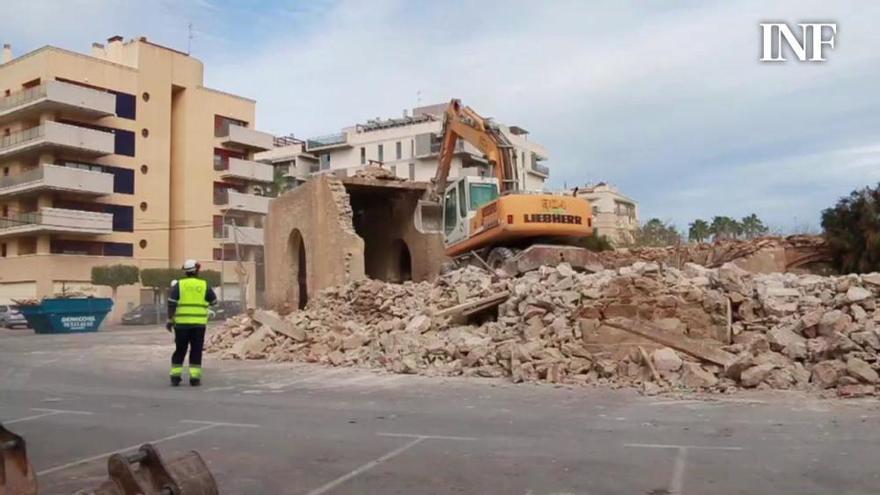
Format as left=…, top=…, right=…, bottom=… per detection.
left=187, top=22, right=194, bottom=55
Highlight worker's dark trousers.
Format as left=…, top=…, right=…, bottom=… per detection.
left=172, top=326, right=206, bottom=368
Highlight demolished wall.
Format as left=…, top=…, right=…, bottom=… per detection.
left=264, top=173, right=444, bottom=311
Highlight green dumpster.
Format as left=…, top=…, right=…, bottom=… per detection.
left=18, top=298, right=113, bottom=334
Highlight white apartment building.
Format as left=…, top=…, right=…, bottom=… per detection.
left=258, top=103, right=550, bottom=192
left=574, top=182, right=639, bottom=245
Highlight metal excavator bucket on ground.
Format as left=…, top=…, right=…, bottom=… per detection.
left=79, top=444, right=218, bottom=495
left=0, top=424, right=38, bottom=495
left=1, top=422, right=217, bottom=495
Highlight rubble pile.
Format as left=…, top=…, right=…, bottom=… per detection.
left=598, top=235, right=830, bottom=273
left=208, top=262, right=880, bottom=397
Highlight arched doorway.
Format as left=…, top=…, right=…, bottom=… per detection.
left=390, top=239, right=412, bottom=282
left=288, top=229, right=308, bottom=309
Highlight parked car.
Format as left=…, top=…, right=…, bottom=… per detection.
left=0, top=305, right=28, bottom=328
left=121, top=304, right=167, bottom=325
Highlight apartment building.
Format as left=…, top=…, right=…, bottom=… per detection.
left=259, top=103, right=550, bottom=192
left=574, top=182, right=639, bottom=245
left=0, top=36, right=273, bottom=318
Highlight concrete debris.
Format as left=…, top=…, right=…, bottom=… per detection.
left=208, top=261, right=880, bottom=398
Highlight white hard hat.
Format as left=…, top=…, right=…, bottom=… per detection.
left=182, top=259, right=200, bottom=272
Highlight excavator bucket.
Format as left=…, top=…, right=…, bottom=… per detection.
left=414, top=199, right=443, bottom=235
left=0, top=424, right=38, bottom=495
left=84, top=444, right=218, bottom=495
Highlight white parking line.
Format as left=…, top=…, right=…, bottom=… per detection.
left=304, top=437, right=426, bottom=495
left=378, top=432, right=477, bottom=441
left=670, top=447, right=687, bottom=495
left=37, top=423, right=218, bottom=476
left=625, top=443, right=743, bottom=495
left=5, top=408, right=93, bottom=424
left=180, top=419, right=260, bottom=428
left=624, top=443, right=743, bottom=451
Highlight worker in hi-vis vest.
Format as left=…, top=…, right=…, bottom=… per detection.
left=166, top=259, right=217, bottom=386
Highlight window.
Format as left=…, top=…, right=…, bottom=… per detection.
left=360, top=147, right=366, bottom=165
left=2, top=167, right=7, bottom=176
left=115, top=92, right=136, bottom=119
left=469, top=183, right=499, bottom=210
left=457, top=181, right=467, bottom=218
left=141, top=128, right=149, bottom=138
left=377, top=144, right=384, bottom=162
left=1, top=243, right=6, bottom=257
left=139, top=239, right=147, bottom=249
left=408, top=163, right=415, bottom=180
left=395, top=141, right=402, bottom=160
left=320, top=153, right=331, bottom=170
left=1, top=205, right=6, bottom=217
left=139, top=202, right=148, bottom=211
left=444, top=188, right=458, bottom=235
left=142, top=92, right=150, bottom=102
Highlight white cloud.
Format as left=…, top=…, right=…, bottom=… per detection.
left=3, top=0, right=878, bottom=230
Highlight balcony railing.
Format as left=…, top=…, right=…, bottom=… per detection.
left=0, top=81, right=116, bottom=122
left=0, top=85, right=47, bottom=113
left=214, top=189, right=270, bottom=214
left=0, top=122, right=115, bottom=159
left=0, top=207, right=113, bottom=236
left=0, top=164, right=114, bottom=197
left=219, top=157, right=274, bottom=182
left=217, top=122, right=274, bottom=151
left=305, top=132, right=348, bottom=151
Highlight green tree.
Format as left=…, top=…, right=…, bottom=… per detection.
left=200, top=269, right=221, bottom=288
left=90, top=265, right=140, bottom=301
left=688, top=219, right=710, bottom=243
left=822, top=184, right=880, bottom=273
left=740, top=213, right=768, bottom=239
left=634, top=218, right=681, bottom=247
left=710, top=216, right=738, bottom=241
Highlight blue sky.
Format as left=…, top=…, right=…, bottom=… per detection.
left=3, top=0, right=879, bottom=232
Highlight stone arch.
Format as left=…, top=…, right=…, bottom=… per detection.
left=390, top=238, right=412, bottom=283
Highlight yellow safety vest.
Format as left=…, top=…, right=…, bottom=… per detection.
left=173, top=277, right=209, bottom=325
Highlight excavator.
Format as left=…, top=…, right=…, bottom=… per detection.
left=415, top=99, right=599, bottom=276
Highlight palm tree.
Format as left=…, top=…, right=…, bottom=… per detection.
left=688, top=219, right=710, bottom=243
left=741, top=213, right=768, bottom=239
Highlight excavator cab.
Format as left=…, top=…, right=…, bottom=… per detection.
left=442, top=176, right=499, bottom=247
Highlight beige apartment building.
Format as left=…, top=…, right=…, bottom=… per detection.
left=259, top=103, right=551, bottom=192
left=575, top=182, right=639, bottom=245
left=0, top=36, right=273, bottom=320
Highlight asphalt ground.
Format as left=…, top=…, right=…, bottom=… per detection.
left=1, top=324, right=878, bottom=494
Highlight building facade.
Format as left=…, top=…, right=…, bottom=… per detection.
left=574, top=183, right=639, bottom=245
left=258, top=103, right=551, bottom=192
left=0, top=36, right=273, bottom=319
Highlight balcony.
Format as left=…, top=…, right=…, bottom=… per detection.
left=0, top=121, right=114, bottom=160
left=215, top=225, right=264, bottom=246
left=0, top=207, right=113, bottom=237
left=528, top=152, right=550, bottom=177
left=414, top=133, right=468, bottom=158
left=305, top=132, right=350, bottom=152
left=0, top=80, right=116, bottom=125
left=218, top=123, right=274, bottom=151
left=218, top=157, right=274, bottom=183
left=0, top=164, right=114, bottom=198
left=214, top=189, right=270, bottom=214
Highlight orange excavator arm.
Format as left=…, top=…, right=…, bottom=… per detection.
left=433, top=99, right=518, bottom=197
